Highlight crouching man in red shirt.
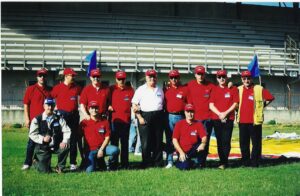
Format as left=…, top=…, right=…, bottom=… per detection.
left=79, top=101, right=119, bottom=172
left=173, top=104, right=207, bottom=170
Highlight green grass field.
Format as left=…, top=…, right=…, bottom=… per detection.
left=2, top=125, right=300, bottom=195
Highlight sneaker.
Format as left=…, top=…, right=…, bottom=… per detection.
left=55, top=166, right=63, bottom=174
left=134, top=152, right=142, bottom=156
left=70, top=164, right=77, bottom=171
left=21, top=164, right=30, bottom=170
left=218, top=165, right=225, bottom=170
left=165, top=163, right=173, bottom=169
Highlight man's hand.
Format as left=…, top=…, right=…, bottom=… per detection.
left=97, top=149, right=104, bottom=158
left=218, top=112, right=227, bottom=120
left=25, top=119, right=30, bottom=128
left=179, top=152, right=187, bottom=162
left=59, top=142, right=68, bottom=149
left=138, top=117, right=146, bottom=125
left=43, top=135, right=51, bottom=143
left=108, top=106, right=114, bottom=112
left=132, top=105, right=140, bottom=113
left=197, top=143, right=206, bottom=152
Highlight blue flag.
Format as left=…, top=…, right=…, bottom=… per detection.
left=85, top=50, right=97, bottom=77
left=248, top=54, right=260, bottom=77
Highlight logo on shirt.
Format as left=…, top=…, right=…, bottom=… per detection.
left=124, top=95, right=130, bottom=101
left=157, top=93, right=162, bottom=97
left=248, top=95, right=254, bottom=101
left=190, top=130, right=197, bottom=136
left=53, top=122, right=59, bottom=127
left=70, top=96, right=77, bottom=101
left=98, top=126, right=106, bottom=134
left=176, top=91, right=183, bottom=99
left=225, top=92, right=231, bottom=98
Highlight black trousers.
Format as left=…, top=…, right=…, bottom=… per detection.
left=212, top=120, right=234, bottom=166
left=239, top=123, right=262, bottom=166
left=111, top=121, right=130, bottom=167
left=138, top=110, right=164, bottom=168
left=58, top=110, right=80, bottom=165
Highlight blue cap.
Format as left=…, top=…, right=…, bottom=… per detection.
left=44, top=98, right=55, bottom=105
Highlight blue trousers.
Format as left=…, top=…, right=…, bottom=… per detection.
left=85, top=145, right=120, bottom=173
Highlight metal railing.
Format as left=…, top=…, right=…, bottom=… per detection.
left=284, top=34, right=299, bottom=64
left=1, top=40, right=299, bottom=76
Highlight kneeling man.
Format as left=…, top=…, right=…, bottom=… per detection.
left=80, top=101, right=119, bottom=172
left=173, top=104, right=207, bottom=170
left=29, top=98, right=71, bottom=173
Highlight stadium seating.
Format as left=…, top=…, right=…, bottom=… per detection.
left=1, top=10, right=299, bottom=76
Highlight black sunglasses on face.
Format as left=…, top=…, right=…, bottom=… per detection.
left=170, top=77, right=179, bottom=80
left=38, top=75, right=47, bottom=78
left=92, top=76, right=100, bottom=79
left=196, top=73, right=204, bottom=76
left=242, top=77, right=251, bottom=81
left=217, top=76, right=226, bottom=79
left=148, top=75, right=157, bottom=78
left=117, top=78, right=125, bottom=81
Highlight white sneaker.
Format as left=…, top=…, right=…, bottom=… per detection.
left=70, top=164, right=77, bottom=171
left=134, top=152, right=142, bottom=156
left=165, top=163, right=173, bottom=169
left=21, top=164, right=30, bottom=170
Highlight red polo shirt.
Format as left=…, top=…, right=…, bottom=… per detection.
left=209, top=85, right=239, bottom=121
left=51, top=82, right=82, bottom=112
left=110, top=85, right=134, bottom=124
left=164, top=84, right=188, bottom=113
left=239, top=85, right=274, bottom=123
left=80, top=84, right=110, bottom=114
left=187, top=80, right=215, bottom=120
left=80, top=118, right=111, bottom=151
left=173, top=119, right=207, bottom=153
left=23, top=83, right=52, bottom=121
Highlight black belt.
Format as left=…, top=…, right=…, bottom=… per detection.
left=169, top=111, right=184, bottom=115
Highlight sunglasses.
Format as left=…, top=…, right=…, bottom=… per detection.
left=217, top=76, right=226, bottom=79
left=196, top=73, right=204, bottom=76
left=92, top=76, right=100, bottom=79
left=170, top=77, right=179, bottom=80
left=148, top=75, right=157, bottom=78
left=242, top=77, right=251, bottom=81
left=117, top=78, right=126, bottom=81
left=38, top=75, right=47, bottom=78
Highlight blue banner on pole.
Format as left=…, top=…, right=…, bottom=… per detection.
left=248, top=54, right=260, bottom=77
left=85, top=50, right=97, bottom=77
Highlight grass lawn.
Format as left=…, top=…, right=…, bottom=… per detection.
left=2, top=125, right=300, bottom=195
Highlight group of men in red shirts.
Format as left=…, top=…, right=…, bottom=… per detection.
left=22, top=65, right=274, bottom=173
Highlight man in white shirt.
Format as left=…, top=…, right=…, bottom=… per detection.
left=132, top=69, right=164, bottom=168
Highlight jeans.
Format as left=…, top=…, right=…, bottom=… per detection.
left=198, top=119, right=213, bottom=167
left=128, top=120, right=141, bottom=153
left=85, top=145, right=120, bottom=173
left=24, top=137, right=36, bottom=166
left=175, top=142, right=204, bottom=170
left=213, top=120, right=234, bottom=166
left=165, top=113, right=184, bottom=164
left=111, top=122, right=130, bottom=167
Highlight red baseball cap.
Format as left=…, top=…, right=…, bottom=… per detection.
left=241, top=70, right=252, bottom=77
left=115, top=70, right=126, bottom=79
left=90, top=68, right=101, bottom=77
left=145, top=69, right=157, bottom=77
left=169, top=70, right=180, bottom=77
left=216, top=70, right=227, bottom=76
left=184, top=104, right=195, bottom=111
left=194, top=65, right=205, bottom=74
left=63, top=68, right=77, bottom=76
left=36, top=68, right=48, bottom=76
left=88, top=101, right=99, bottom=108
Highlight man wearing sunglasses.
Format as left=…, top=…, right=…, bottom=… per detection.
left=132, top=69, right=164, bottom=168
left=237, top=70, right=274, bottom=167
left=108, top=70, right=134, bottom=169
left=209, top=70, right=239, bottom=169
left=22, top=68, right=52, bottom=170
left=52, top=68, right=82, bottom=171
left=164, top=69, right=188, bottom=169
left=187, top=65, right=215, bottom=168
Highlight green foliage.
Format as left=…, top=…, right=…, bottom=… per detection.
left=267, top=120, right=277, bottom=125
left=2, top=128, right=300, bottom=195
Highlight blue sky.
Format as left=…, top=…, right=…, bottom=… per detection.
left=242, top=2, right=297, bottom=8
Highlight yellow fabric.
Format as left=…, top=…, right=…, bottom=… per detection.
left=209, top=139, right=300, bottom=155
left=237, top=85, right=264, bottom=125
